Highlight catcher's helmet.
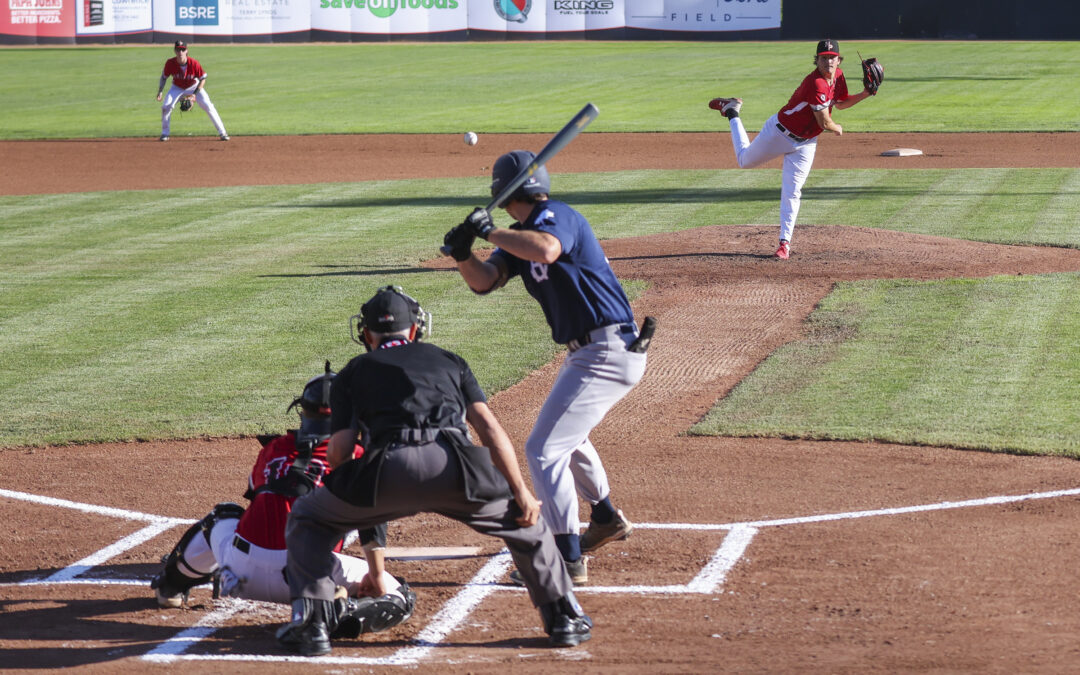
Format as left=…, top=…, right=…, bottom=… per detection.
left=490, top=150, right=550, bottom=208
left=350, top=285, right=431, bottom=347
left=288, top=361, right=335, bottom=416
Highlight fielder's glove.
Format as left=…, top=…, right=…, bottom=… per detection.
left=179, top=96, right=195, bottom=112
left=861, top=56, right=884, bottom=95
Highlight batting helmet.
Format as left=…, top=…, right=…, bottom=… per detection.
left=350, top=285, right=431, bottom=348
left=288, top=361, right=335, bottom=417
left=490, top=150, right=550, bottom=208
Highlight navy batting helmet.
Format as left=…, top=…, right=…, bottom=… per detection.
left=490, top=150, right=550, bottom=208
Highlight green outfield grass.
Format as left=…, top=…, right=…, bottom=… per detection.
left=1, top=40, right=1079, bottom=138
left=1, top=40, right=1078, bottom=456
left=2, top=168, right=1078, bottom=450
left=692, top=273, right=1080, bottom=456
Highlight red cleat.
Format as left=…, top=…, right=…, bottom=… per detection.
left=775, top=241, right=790, bottom=259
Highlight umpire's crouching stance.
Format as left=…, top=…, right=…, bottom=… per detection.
left=277, top=285, right=590, bottom=656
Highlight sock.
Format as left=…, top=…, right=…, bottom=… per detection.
left=590, top=497, right=616, bottom=525
left=725, top=109, right=739, bottom=119
left=554, top=533, right=582, bottom=562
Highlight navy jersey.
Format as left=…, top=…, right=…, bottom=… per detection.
left=489, top=200, right=634, bottom=345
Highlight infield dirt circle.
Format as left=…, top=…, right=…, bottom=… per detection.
left=3, top=132, right=1080, bottom=673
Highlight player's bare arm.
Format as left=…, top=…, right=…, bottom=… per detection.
left=814, top=108, right=842, bottom=136
left=835, top=89, right=872, bottom=109
left=326, top=428, right=358, bottom=468
left=487, top=227, right=562, bottom=264
left=457, top=254, right=506, bottom=294
left=466, top=401, right=542, bottom=527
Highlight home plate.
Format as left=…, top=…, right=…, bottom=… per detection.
left=881, top=147, right=923, bottom=157
left=385, top=546, right=482, bottom=560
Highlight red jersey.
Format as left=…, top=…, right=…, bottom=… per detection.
left=162, top=56, right=206, bottom=90
left=777, top=68, right=849, bottom=140
left=234, top=433, right=361, bottom=549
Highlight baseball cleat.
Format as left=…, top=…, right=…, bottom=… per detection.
left=150, top=573, right=185, bottom=608
left=159, top=135, right=169, bottom=142
left=509, top=556, right=588, bottom=587
left=775, top=241, right=790, bottom=259
left=580, top=509, right=633, bottom=553
left=219, top=134, right=230, bottom=141
left=709, top=97, right=742, bottom=118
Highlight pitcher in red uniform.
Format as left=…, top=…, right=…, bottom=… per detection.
left=709, top=39, right=877, bottom=259
left=155, top=40, right=229, bottom=142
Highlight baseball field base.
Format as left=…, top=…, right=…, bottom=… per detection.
left=880, top=147, right=924, bottom=157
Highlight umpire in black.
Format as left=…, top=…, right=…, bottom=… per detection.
left=277, top=285, right=591, bottom=656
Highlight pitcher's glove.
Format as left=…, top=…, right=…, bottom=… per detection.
left=179, top=96, right=195, bottom=112
left=861, top=56, right=884, bottom=95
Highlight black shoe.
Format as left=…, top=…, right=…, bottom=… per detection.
left=547, top=613, right=592, bottom=647
left=539, top=591, right=593, bottom=648
left=276, top=598, right=332, bottom=656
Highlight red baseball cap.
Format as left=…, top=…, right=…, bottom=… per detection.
left=174, top=40, right=187, bottom=49
left=816, top=39, right=840, bottom=56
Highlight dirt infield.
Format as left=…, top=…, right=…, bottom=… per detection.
left=3, top=132, right=1080, bottom=673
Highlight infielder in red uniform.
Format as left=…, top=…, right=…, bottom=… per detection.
left=710, top=39, right=876, bottom=259
left=155, top=40, right=229, bottom=142
left=150, top=365, right=415, bottom=638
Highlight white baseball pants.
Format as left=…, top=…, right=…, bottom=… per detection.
left=729, top=113, right=817, bottom=244
left=161, top=84, right=228, bottom=138
left=525, top=324, right=647, bottom=537
left=179, top=516, right=401, bottom=603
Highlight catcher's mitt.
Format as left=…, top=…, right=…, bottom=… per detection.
left=179, top=96, right=194, bottom=112
left=861, top=55, right=884, bottom=95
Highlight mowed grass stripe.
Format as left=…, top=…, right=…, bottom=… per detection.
left=694, top=274, right=1080, bottom=456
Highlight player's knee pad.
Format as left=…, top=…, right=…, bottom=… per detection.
left=155, top=521, right=213, bottom=595
left=330, top=579, right=416, bottom=639
left=156, top=502, right=244, bottom=593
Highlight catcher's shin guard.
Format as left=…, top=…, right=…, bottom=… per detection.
left=151, top=502, right=245, bottom=606
left=331, top=579, right=416, bottom=639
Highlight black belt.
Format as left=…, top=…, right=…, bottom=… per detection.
left=232, top=535, right=251, bottom=554
left=376, top=427, right=446, bottom=447
left=567, top=323, right=636, bottom=353
left=775, top=123, right=807, bottom=143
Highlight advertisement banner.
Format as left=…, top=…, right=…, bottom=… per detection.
left=2, top=0, right=74, bottom=37
left=547, top=0, right=621, bottom=33
left=75, top=0, right=151, bottom=35
left=153, top=0, right=310, bottom=37
left=312, top=0, right=466, bottom=36
left=626, top=0, right=779, bottom=32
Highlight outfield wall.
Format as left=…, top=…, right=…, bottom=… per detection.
left=0, top=0, right=782, bottom=43
left=2, top=0, right=1076, bottom=43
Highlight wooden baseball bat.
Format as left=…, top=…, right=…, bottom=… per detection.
left=440, top=102, right=599, bottom=257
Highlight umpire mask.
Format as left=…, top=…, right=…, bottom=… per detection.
left=350, top=285, right=431, bottom=349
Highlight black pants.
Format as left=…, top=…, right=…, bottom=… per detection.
left=285, top=438, right=573, bottom=607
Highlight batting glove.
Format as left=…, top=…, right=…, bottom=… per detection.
left=464, top=208, right=495, bottom=240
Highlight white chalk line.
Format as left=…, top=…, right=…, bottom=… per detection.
left=7, top=485, right=1080, bottom=666
left=633, top=487, right=1080, bottom=531
left=0, top=488, right=195, bottom=524
left=145, top=552, right=515, bottom=666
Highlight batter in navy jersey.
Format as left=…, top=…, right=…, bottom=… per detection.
left=444, top=150, right=648, bottom=585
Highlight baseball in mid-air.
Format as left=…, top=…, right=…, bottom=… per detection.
left=464, top=131, right=478, bottom=146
